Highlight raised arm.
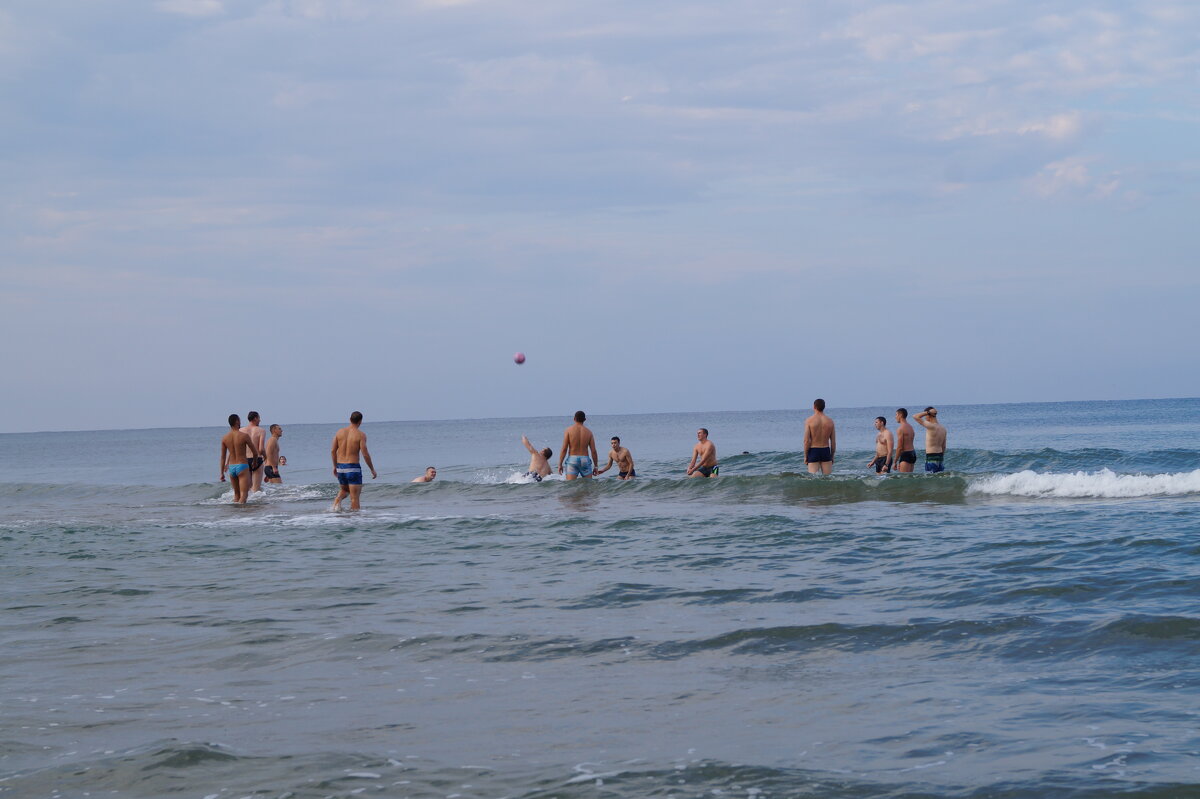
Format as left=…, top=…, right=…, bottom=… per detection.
left=360, top=435, right=377, bottom=479
left=521, top=434, right=537, bottom=455
left=913, top=411, right=934, bottom=429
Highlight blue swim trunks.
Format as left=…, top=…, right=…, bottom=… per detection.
left=564, top=455, right=593, bottom=477
left=925, top=453, right=945, bottom=473
left=228, top=463, right=248, bottom=478
left=336, top=462, right=363, bottom=486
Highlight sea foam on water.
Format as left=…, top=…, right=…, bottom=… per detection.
left=969, top=467, right=1200, bottom=498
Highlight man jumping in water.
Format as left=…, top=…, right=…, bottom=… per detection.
left=867, top=416, right=893, bottom=473
left=595, top=436, right=636, bottom=479
left=803, top=398, right=836, bottom=474
left=557, top=411, right=598, bottom=481
left=220, top=414, right=261, bottom=504
left=892, top=408, right=916, bottom=473
left=331, top=411, right=377, bottom=510
left=687, top=428, right=719, bottom=477
left=521, top=435, right=553, bottom=481
left=914, top=407, right=948, bottom=473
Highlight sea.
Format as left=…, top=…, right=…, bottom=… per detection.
left=2, top=398, right=1199, bottom=799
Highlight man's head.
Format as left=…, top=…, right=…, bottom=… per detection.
left=424, top=466, right=437, bottom=480
left=924, top=406, right=938, bottom=418
left=541, top=447, right=552, bottom=459
left=874, top=416, right=886, bottom=429
left=896, top=407, right=908, bottom=421
left=350, top=411, right=363, bottom=424
left=697, top=428, right=709, bottom=441
left=814, top=398, right=826, bottom=412
left=574, top=410, right=586, bottom=423
left=611, top=436, right=621, bottom=448
left=228, top=414, right=240, bottom=428
left=247, top=411, right=260, bottom=424
left=270, top=424, right=282, bottom=436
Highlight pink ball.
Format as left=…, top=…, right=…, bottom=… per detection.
left=513, top=352, right=526, bottom=365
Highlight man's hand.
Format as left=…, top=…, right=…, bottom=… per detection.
left=370, top=469, right=378, bottom=479
left=220, top=473, right=226, bottom=482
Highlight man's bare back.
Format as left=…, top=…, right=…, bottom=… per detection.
left=558, top=412, right=598, bottom=480
left=333, top=427, right=367, bottom=462
left=803, top=399, right=836, bottom=474
left=331, top=412, right=377, bottom=510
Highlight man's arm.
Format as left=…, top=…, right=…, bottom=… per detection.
left=803, top=421, right=812, bottom=462
left=331, top=433, right=340, bottom=476
left=595, top=450, right=616, bottom=475
left=220, top=441, right=228, bottom=481
left=521, top=435, right=538, bottom=455
left=830, top=423, right=836, bottom=458
left=360, top=435, right=377, bottom=478
left=913, top=411, right=933, bottom=429
left=558, top=431, right=569, bottom=473
left=588, top=436, right=598, bottom=472
left=243, top=433, right=260, bottom=459
left=687, top=444, right=699, bottom=474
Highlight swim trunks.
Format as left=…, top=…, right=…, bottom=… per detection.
left=249, top=456, right=264, bottom=473
left=806, top=447, right=832, bottom=463
left=264, top=465, right=280, bottom=480
left=925, top=452, right=945, bottom=473
left=618, top=469, right=637, bottom=478
left=564, top=455, right=593, bottom=477
left=897, top=450, right=917, bottom=465
left=524, top=471, right=544, bottom=482
left=227, top=463, right=248, bottom=478
left=336, top=462, right=363, bottom=486
left=871, top=456, right=892, bottom=473
left=696, top=465, right=719, bottom=477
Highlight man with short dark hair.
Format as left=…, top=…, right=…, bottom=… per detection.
left=264, top=424, right=286, bottom=484
left=558, top=411, right=598, bottom=480
left=521, top=435, right=553, bottom=481
left=596, top=436, right=636, bottom=479
left=220, top=414, right=260, bottom=504
left=331, top=411, right=377, bottom=510
left=687, top=428, right=719, bottom=477
left=803, top=398, right=836, bottom=474
left=892, top=408, right=916, bottom=473
left=867, top=416, right=893, bottom=473
left=241, top=411, right=267, bottom=492
left=914, top=407, right=948, bottom=473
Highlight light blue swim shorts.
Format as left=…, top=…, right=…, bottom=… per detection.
left=228, top=463, right=248, bottom=477
left=564, top=455, right=593, bottom=476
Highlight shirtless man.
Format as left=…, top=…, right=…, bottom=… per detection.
left=331, top=411, right=377, bottom=510
left=521, top=435, right=553, bottom=481
left=866, top=416, right=893, bottom=473
left=557, top=411, right=598, bottom=481
left=263, top=424, right=286, bottom=484
left=412, top=467, right=437, bottom=483
left=687, top=428, right=719, bottom=477
left=220, top=414, right=260, bottom=504
left=241, top=411, right=267, bottom=492
left=595, top=436, right=636, bottom=479
left=892, top=408, right=917, bottom=473
left=914, top=406, right=948, bottom=473
left=803, top=398, right=836, bottom=475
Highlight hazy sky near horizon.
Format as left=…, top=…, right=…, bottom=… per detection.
left=2, top=0, right=1198, bottom=432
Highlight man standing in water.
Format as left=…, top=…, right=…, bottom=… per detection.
left=521, top=435, right=553, bottom=481
left=331, top=411, right=377, bottom=510
left=892, top=408, right=917, bottom=473
left=914, top=407, right=948, bottom=473
left=803, top=398, right=836, bottom=474
left=557, top=411, right=598, bottom=480
left=220, top=414, right=261, bottom=504
left=264, top=424, right=286, bottom=484
left=241, top=411, right=267, bottom=493
left=866, top=416, right=893, bottom=473
left=595, top=436, right=636, bottom=479
left=687, top=428, right=719, bottom=477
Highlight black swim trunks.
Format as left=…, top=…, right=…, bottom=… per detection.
left=524, top=471, right=544, bottom=482
left=249, top=456, right=264, bottom=473
left=871, top=456, right=892, bottom=473
left=696, top=465, right=719, bottom=477
left=925, top=452, right=945, bottom=473
left=806, top=447, right=832, bottom=463
left=896, top=450, right=917, bottom=465
left=618, top=469, right=637, bottom=478
left=264, top=465, right=280, bottom=480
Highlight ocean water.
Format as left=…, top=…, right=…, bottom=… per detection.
left=2, top=398, right=1199, bottom=798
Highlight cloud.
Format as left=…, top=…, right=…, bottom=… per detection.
left=155, top=0, right=224, bottom=17
left=1029, top=157, right=1120, bottom=198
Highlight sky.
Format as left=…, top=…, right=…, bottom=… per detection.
left=2, top=0, right=1198, bottom=432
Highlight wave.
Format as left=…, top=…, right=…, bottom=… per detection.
left=969, top=469, right=1200, bottom=499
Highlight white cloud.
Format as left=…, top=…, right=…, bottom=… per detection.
left=155, top=0, right=224, bottom=17
left=1029, top=158, right=1120, bottom=198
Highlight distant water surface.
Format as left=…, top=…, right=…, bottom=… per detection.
left=2, top=398, right=1199, bottom=798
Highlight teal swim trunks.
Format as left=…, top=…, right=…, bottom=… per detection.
left=564, top=455, right=593, bottom=476
left=228, top=463, right=248, bottom=477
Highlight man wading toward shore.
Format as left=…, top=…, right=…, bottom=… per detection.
left=220, top=414, right=260, bottom=504
left=331, top=411, right=377, bottom=510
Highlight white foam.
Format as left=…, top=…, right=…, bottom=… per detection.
left=968, top=468, right=1200, bottom=498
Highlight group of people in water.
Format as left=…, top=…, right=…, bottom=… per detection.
left=217, top=400, right=948, bottom=507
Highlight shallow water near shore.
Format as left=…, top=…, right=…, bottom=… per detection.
left=3, top=398, right=1199, bottom=798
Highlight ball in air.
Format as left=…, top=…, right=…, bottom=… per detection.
left=513, top=352, right=526, bottom=365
